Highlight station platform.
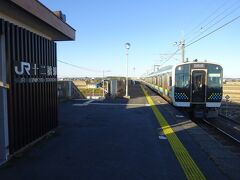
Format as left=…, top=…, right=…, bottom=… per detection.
left=0, top=83, right=239, bottom=180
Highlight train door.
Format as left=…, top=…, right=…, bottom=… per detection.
left=191, top=70, right=206, bottom=102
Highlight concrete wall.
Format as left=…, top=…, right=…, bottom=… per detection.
left=58, top=81, right=84, bottom=100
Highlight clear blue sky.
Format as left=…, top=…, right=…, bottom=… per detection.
left=40, top=0, right=240, bottom=78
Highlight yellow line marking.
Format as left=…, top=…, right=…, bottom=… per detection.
left=141, top=84, right=206, bottom=180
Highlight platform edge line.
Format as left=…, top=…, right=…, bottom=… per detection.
left=140, top=84, right=206, bottom=180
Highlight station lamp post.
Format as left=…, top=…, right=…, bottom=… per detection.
left=124, top=42, right=131, bottom=98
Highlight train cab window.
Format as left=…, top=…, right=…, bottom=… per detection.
left=175, top=64, right=190, bottom=88
left=208, top=65, right=222, bottom=88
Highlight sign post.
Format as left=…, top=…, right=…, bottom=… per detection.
left=225, top=95, right=230, bottom=117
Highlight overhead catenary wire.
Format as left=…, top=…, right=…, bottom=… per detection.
left=184, top=0, right=229, bottom=39
left=153, top=46, right=181, bottom=70
left=187, top=3, right=240, bottom=44
left=157, top=14, right=240, bottom=68
left=197, top=0, right=240, bottom=31
left=153, top=0, right=240, bottom=73
left=185, top=0, right=240, bottom=41
left=159, top=49, right=180, bottom=67
left=186, top=15, right=240, bottom=48
left=58, top=60, right=102, bottom=73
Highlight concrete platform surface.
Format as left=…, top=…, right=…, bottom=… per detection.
left=0, top=83, right=232, bottom=180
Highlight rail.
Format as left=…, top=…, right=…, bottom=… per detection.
left=144, top=82, right=240, bottom=145
left=203, top=118, right=240, bottom=144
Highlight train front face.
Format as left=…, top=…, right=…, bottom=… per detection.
left=173, top=62, right=223, bottom=108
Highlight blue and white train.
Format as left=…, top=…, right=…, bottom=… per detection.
left=142, top=61, right=223, bottom=118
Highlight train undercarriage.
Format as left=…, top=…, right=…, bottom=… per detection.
left=190, top=104, right=219, bottom=119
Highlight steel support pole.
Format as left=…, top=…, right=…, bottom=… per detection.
left=125, top=50, right=129, bottom=97
left=181, top=40, right=185, bottom=63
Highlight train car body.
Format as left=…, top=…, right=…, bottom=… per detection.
left=142, top=61, right=223, bottom=118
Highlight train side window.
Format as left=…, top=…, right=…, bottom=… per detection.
left=165, top=74, right=168, bottom=87
left=163, top=74, right=167, bottom=88
left=169, top=76, right=172, bottom=86
left=162, top=74, right=165, bottom=87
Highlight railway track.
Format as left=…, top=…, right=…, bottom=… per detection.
left=144, top=84, right=240, bottom=157
left=194, top=117, right=240, bottom=157
left=202, top=118, right=240, bottom=144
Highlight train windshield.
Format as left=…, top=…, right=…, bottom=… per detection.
left=207, top=64, right=222, bottom=88
left=175, top=64, right=190, bottom=88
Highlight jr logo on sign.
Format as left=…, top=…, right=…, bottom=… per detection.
left=14, top=60, right=57, bottom=78
left=14, top=62, right=30, bottom=75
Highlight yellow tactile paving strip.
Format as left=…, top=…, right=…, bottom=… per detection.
left=141, top=84, right=206, bottom=180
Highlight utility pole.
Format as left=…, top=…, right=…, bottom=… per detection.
left=181, top=40, right=185, bottom=63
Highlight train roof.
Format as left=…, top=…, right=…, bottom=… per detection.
left=173, top=61, right=222, bottom=67
left=148, top=65, right=173, bottom=76
left=146, top=61, right=222, bottom=77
